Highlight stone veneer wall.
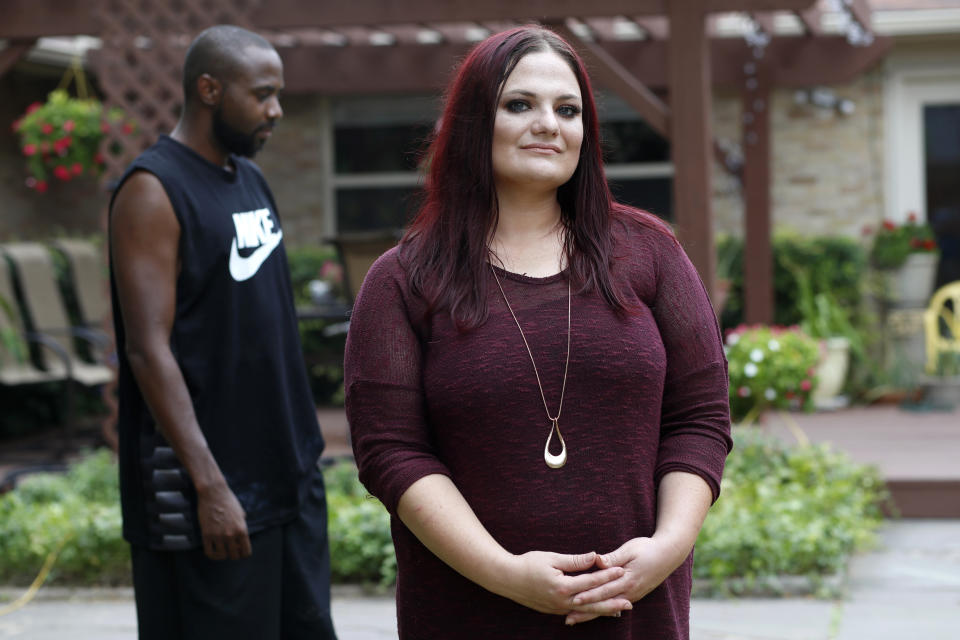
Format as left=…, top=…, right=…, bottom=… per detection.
left=712, top=69, right=886, bottom=240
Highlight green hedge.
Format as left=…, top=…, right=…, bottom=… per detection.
left=718, top=232, right=868, bottom=330
left=0, top=441, right=887, bottom=595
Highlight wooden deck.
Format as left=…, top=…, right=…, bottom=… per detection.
left=3, top=405, right=957, bottom=518
left=762, top=405, right=960, bottom=518
left=320, top=403, right=960, bottom=518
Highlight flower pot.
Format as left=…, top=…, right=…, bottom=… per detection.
left=888, top=253, right=938, bottom=309
left=813, top=337, right=850, bottom=410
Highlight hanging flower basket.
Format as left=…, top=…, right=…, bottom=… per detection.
left=11, top=60, right=137, bottom=194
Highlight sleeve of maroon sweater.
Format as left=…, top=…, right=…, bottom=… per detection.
left=344, top=249, right=452, bottom=515
left=648, top=232, right=733, bottom=502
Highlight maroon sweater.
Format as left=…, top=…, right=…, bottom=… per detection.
left=345, top=216, right=732, bottom=639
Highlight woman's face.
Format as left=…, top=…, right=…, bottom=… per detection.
left=491, top=49, right=584, bottom=195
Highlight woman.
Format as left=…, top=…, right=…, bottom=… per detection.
left=344, top=25, right=732, bottom=639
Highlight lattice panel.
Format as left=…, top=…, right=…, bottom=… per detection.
left=90, top=0, right=261, bottom=187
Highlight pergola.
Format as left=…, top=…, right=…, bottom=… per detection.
left=2, top=0, right=891, bottom=323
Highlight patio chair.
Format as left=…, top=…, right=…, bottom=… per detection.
left=0, top=255, right=73, bottom=387
left=0, top=242, right=112, bottom=387
left=0, top=254, right=77, bottom=468
left=329, top=230, right=402, bottom=306
left=52, top=238, right=110, bottom=329
left=923, top=280, right=960, bottom=375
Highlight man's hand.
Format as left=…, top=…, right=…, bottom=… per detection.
left=196, top=482, right=252, bottom=560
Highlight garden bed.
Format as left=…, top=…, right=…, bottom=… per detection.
left=0, top=430, right=888, bottom=598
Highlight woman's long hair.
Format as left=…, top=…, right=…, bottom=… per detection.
left=402, top=25, right=666, bottom=330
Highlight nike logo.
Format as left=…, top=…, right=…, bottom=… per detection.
left=228, top=208, right=283, bottom=282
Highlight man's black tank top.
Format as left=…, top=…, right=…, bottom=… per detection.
left=109, top=135, right=324, bottom=549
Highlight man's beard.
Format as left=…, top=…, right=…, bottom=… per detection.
left=212, top=108, right=268, bottom=158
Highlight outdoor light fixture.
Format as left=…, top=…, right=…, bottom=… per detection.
left=793, top=87, right=857, bottom=117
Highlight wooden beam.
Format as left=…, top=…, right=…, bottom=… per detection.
left=847, top=0, right=873, bottom=33
left=795, top=5, right=822, bottom=36
left=253, top=0, right=818, bottom=29
left=633, top=17, right=669, bottom=40
left=551, top=21, right=670, bottom=138
left=0, top=40, right=35, bottom=78
left=748, top=12, right=777, bottom=38
left=668, top=0, right=716, bottom=302
left=742, top=62, right=774, bottom=324
left=276, top=34, right=890, bottom=99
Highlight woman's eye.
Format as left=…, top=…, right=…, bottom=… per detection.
left=505, top=100, right=530, bottom=113
left=557, top=105, right=582, bottom=118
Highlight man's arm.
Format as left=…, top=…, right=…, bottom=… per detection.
left=110, top=171, right=251, bottom=561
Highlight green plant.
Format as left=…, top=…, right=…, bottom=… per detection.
left=12, top=90, right=130, bottom=192
left=695, top=429, right=888, bottom=594
left=725, top=325, right=820, bottom=422
left=867, top=213, right=938, bottom=270
left=0, top=450, right=128, bottom=586
left=287, top=245, right=347, bottom=406
left=718, top=233, right=868, bottom=331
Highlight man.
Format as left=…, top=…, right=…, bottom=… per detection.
left=109, top=25, right=337, bottom=639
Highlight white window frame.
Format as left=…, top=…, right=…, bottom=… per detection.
left=884, top=52, right=960, bottom=224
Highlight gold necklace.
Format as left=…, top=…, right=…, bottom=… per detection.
left=490, top=266, right=571, bottom=469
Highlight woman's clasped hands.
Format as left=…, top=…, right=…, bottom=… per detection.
left=499, top=536, right=689, bottom=626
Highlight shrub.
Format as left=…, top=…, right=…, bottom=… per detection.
left=695, top=429, right=888, bottom=594
left=0, top=449, right=128, bottom=585
left=725, top=325, right=821, bottom=422
left=718, top=232, right=868, bottom=331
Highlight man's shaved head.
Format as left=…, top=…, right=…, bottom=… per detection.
left=182, top=25, right=275, bottom=102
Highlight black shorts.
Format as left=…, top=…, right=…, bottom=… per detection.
left=130, top=464, right=337, bottom=640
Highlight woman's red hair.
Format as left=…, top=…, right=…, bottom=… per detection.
left=401, top=25, right=670, bottom=329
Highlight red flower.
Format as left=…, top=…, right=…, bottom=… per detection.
left=53, top=165, right=72, bottom=181
left=907, top=211, right=918, bottom=223
left=71, top=162, right=83, bottom=176
left=122, top=122, right=134, bottom=135
left=62, top=120, right=76, bottom=132
left=800, top=379, right=812, bottom=392
left=785, top=391, right=795, bottom=399
left=35, top=180, right=48, bottom=194
left=53, top=136, right=72, bottom=153
left=93, top=152, right=104, bottom=165
left=882, top=220, right=897, bottom=231
left=22, top=143, right=37, bottom=156
left=41, top=122, right=54, bottom=135
left=910, top=238, right=922, bottom=249
left=923, top=239, right=937, bottom=251
left=25, top=102, right=43, bottom=115
left=737, top=386, right=751, bottom=398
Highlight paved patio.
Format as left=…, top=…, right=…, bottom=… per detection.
left=2, top=519, right=958, bottom=639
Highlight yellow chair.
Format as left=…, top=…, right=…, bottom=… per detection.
left=923, top=281, right=960, bottom=375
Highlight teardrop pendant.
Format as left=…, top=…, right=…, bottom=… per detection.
left=543, top=419, right=567, bottom=469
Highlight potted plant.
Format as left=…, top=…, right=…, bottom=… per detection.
left=866, top=213, right=939, bottom=307
left=725, top=324, right=821, bottom=425
left=782, top=257, right=867, bottom=409
left=11, top=87, right=134, bottom=193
